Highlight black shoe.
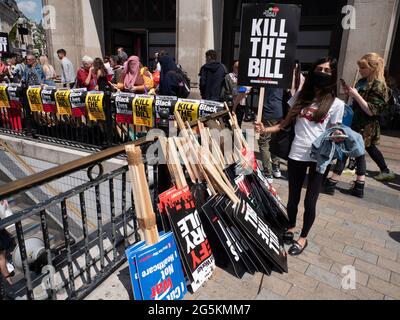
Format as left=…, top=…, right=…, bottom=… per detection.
left=351, top=180, right=365, bottom=198
left=288, top=240, right=308, bottom=256
left=283, top=231, right=294, bottom=245
left=323, top=178, right=338, bottom=196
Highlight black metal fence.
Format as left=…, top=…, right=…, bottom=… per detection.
left=0, top=137, right=159, bottom=300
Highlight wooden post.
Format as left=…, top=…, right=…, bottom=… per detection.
left=126, top=145, right=159, bottom=245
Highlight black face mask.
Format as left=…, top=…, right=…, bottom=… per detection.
left=310, top=71, right=333, bottom=89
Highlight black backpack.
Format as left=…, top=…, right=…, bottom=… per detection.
left=174, top=66, right=191, bottom=98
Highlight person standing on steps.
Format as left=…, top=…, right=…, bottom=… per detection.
left=325, top=53, right=395, bottom=198
left=255, top=57, right=345, bottom=256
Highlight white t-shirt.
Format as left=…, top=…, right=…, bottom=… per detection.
left=288, top=93, right=345, bottom=162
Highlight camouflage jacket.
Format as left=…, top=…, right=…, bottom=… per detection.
left=352, top=79, right=389, bottom=146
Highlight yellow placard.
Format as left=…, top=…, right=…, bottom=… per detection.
left=55, top=90, right=72, bottom=115
left=0, top=85, right=10, bottom=108
left=86, top=92, right=105, bottom=121
left=174, top=99, right=199, bottom=123
left=133, top=95, right=154, bottom=127
left=27, top=87, right=43, bottom=112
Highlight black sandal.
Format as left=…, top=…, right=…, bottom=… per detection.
left=288, top=240, right=308, bottom=256
left=283, top=231, right=294, bottom=245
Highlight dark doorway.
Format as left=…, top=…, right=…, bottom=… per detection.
left=112, top=29, right=148, bottom=64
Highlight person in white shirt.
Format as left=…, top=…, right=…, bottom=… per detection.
left=57, top=49, right=76, bottom=88
left=256, top=57, right=345, bottom=256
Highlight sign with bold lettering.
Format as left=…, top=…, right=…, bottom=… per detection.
left=174, top=99, right=199, bottom=123
left=7, top=85, right=22, bottom=109
left=238, top=4, right=301, bottom=88
left=86, top=92, right=105, bottom=121
left=55, top=90, right=72, bottom=115
left=133, top=95, right=154, bottom=127
left=165, top=186, right=215, bottom=293
left=70, top=89, right=87, bottom=117
left=198, top=100, right=225, bottom=119
left=155, top=96, right=178, bottom=123
left=27, top=87, right=43, bottom=112
left=41, top=87, right=57, bottom=113
left=113, top=92, right=135, bottom=124
left=125, top=232, right=187, bottom=301
left=0, top=85, right=9, bottom=108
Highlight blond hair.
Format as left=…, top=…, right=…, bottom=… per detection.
left=357, top=53, right=386, bottom=87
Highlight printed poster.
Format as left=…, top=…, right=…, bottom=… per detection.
left=174, top=99, right=199, bottom=123
left=86, top=92, right=105, bottom=121
left=0, top=85, right=9, bottom=108
left=133, top=94, right=154, bottom=127
left=27, top=87, right=43, bottom=112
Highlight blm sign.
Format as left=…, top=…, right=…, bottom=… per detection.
left=238, top=4, right=301, bottom=88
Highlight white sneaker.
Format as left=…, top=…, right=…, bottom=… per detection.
left=273, top=168, right=282, bottom=179
left=266, top=176, right=274, bottom=184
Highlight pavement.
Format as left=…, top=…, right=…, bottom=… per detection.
left=86, top=129, right=400, bottom=300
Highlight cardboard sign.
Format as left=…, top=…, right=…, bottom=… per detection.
left=174, top=99, right=199, bottom=123
left=126, top=232, right=187, bottom=301
left=55, top=90, right=72, bottom=115
left=0, top=32, right=9, bottom=54
left=7, top=85, right=22, bottom=109
left=165, top=186, right=215, bottom=293
left=198, top=100, right=225, bottom=118
left=234, top=197, right=288, bottom=273
left=133, top=95, right=154, bottom=127
left=41, top=87, right=57, bottom=113
left=70, top=89, right=88, bottom=117
left=238, top=3, right=301, bottom=88
left=86, top=92, right=105, bottom=121
left=155, top=96, right=178, bottom=124
left=112, top=92, right=134, bottom=124
left=27, top=87, right=43, bottom=112
left=0, top=85, right=9, bottom=108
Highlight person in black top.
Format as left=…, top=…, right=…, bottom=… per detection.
left=158, top=55, right=180, bottom=96
left=199, top=50, right=227, bottom=101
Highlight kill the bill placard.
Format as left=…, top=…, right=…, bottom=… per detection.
left=238, top=3, right=301, bottom=88
left=0, top=85, right=9, bottom=108
left=86, top=91, right=105, bottom=121
left=27, top=86, right=43, bottom=112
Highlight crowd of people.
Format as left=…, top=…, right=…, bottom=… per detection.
left=0, top=46, right=398, bottom=262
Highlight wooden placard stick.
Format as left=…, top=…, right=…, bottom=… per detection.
left=256, top=87, right=265, bottom=140
left=168, top=138, right=187, bottom=189
left=174, top=137, right=197, bottom=184
left=126, top=145, right=159, bottom=245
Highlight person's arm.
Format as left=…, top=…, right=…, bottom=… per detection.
left=85, top=68, right=93, bottom=86
left=347, top=83, right=387, bottom=117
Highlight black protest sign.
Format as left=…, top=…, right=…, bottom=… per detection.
left=198, top=100, right=225, bottom=119
left=7, top=85, right=22, bottom=109
left=0, top=33, right=9, bottom=55
left=112, top=92, right=134, bottom=124
left=165, top=186, right=215, bottom=293
left=234, top=197, right=288, bottom=274
left=238, top=3, right=301, bottom=88
left=201, top=196, right=248, bottom=279
left=41, top=87, right=57, bottom=113
left=70, top=89, right=88, bottom=117
left=155, top=96, right=178, bottom=125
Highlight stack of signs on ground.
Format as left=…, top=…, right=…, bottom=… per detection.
left=224, top=164, right=290, bottom=233
left=202, top=194, right=285, bottom=278
left=126, top=232, right=187, bottom=300
left=160, top=186, right=215, bottom=293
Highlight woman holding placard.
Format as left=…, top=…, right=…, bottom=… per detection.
left=255, top=57, right=345, bottom=256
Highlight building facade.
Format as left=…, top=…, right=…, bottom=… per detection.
left=44, top=0, right=400, bottom=91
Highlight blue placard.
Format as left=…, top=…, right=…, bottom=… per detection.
left=125, top=232, right=187, bottom=300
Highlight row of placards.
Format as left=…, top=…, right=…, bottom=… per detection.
left=0, top=85, right=226, bottom=128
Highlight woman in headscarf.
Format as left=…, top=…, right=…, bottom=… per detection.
left=117, top=56, right=153, bottom=93
left=158, top=55, right=180, bottom=96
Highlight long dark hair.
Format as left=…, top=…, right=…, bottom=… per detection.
left=93, top=58, right=108, bottom=77
left=288, top=57, right=338, bottom=123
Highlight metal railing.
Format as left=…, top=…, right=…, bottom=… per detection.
left=0, top=135, right=159, bottom=300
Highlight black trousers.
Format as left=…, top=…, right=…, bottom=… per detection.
left=287, top=159, right=323, bottom=238
left=333, top=154, right=367, bottom=176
